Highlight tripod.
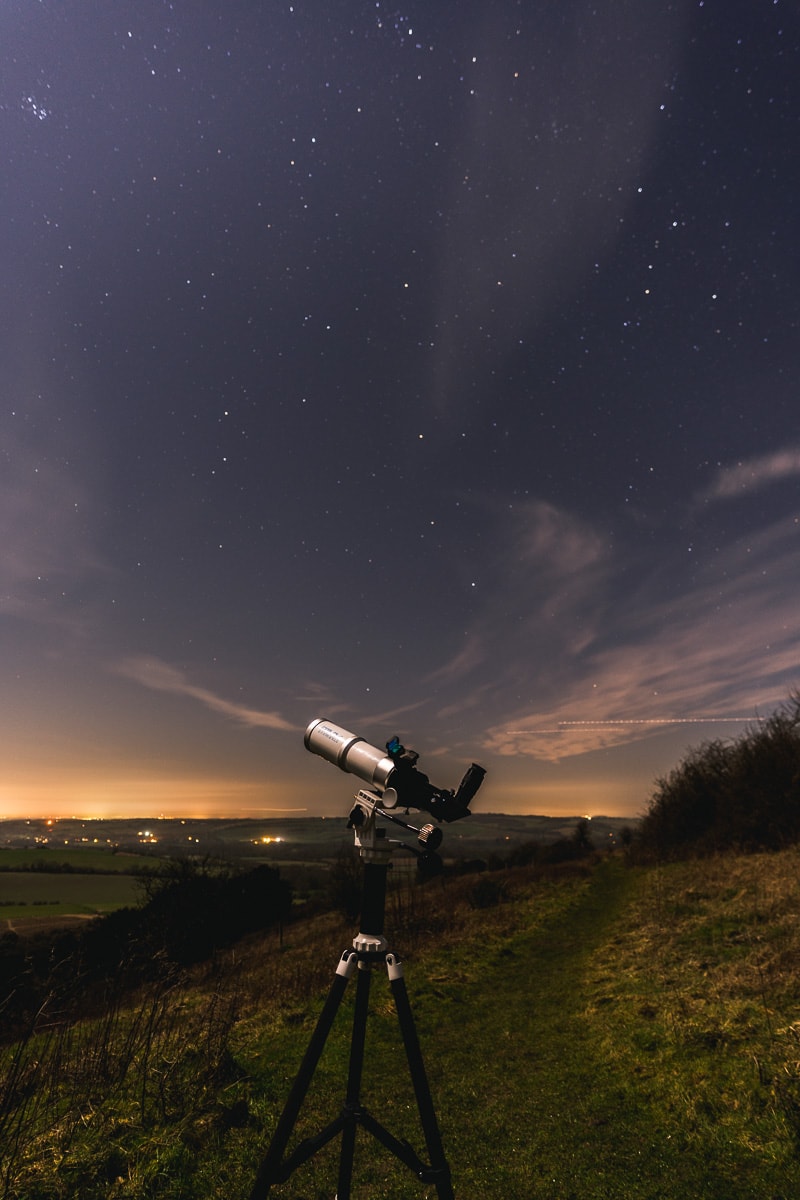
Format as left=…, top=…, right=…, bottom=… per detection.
left=249, top=799, right=455, bottom=1200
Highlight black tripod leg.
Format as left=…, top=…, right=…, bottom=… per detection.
left=386, top=953, right=455, bottom=1200
left=249, top=949, right=357, bottom=1200
left=337, top=964, right=372, bottom=1200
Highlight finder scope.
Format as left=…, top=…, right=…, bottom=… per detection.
left=304, top=717, right=485, bottom=823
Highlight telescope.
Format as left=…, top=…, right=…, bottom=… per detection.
left=304, top=717, right=485, bottom=823
left=249, top=720, right=486, bottom=1199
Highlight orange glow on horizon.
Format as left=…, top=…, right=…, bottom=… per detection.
left=0, top=771, right=310, bottom=820
left=495, top=775, right=647, bottom=820
left=0, top=762, right=647, bottom=822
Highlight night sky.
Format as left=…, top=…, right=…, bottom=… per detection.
left=3, top=0, right=799, bottom=821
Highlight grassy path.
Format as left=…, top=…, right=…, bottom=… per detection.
left=387, top=860, right=799, bottom=1199
left=429, top=860, right=660, bottom=1199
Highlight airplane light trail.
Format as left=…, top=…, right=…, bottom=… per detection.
left=510, top=717, right=763, bottom=733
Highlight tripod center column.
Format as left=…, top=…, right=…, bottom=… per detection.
left=353, top=843, right=391, bottom=958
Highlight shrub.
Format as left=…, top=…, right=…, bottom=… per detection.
left=638, top=693, right=800, bottom=857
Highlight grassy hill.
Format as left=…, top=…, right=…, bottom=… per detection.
left=3, top=847, right=800, bottom=1198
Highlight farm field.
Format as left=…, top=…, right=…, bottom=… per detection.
left=0, top=871, right=141, bottom=922
left=0, top=848, right=158, bottom=873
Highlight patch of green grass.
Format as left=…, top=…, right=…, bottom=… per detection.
left=0, top=848, right=157, bottom=873
left=0, top=871, right=141, bottom=918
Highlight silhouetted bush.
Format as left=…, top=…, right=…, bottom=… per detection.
left=638, top=693, right=800, bottom=857
left=136, top=859, right=293, bottom=965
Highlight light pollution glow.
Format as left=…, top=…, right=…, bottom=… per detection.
left=0, top=772, right=308, bottom=821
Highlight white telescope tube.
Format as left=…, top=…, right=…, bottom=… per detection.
left=304, top=718, right=398, bottom=802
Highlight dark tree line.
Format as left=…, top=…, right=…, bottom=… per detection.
left=638, top=694, right=800, bottom=857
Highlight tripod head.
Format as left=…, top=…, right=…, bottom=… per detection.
left=348, top=787, right=443, bottom=863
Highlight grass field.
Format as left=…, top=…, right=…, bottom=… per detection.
left=0, top=848, right=158, bottom=873
left=3, top=849, right=800, bottom=1198
left=0, top=871, right=142, bottom=921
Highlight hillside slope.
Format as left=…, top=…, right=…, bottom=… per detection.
left=4, top=852, right=800, bottom=1198
left=233, top=853, right=800, bottom=1198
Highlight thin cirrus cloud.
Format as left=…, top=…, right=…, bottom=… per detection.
left=421, top=499, right=614, bottom=703
left=702, top=445, right=800, bottom=501
left=1, top=433, right=99, bottom=625
left=481, top=510, right=800, bottom=762
left=408, top=476, right=799, bottom=763
left=430, top=3, right=685, bottom=419
left=115, top=655, right=299, bottom=732
left=413, top=500, right=617, bottom=740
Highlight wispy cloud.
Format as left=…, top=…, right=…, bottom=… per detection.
left=488, top=524, right=800, bottom=759
left=115, top=655, right=299, bottom=731
left=512, top=499, right=607, bottom=577
left=432, top=496, right=800, bottom=762
left=0, top=414, right=105, bottom=631
left=429, top=4, right=686, bottom=418
left=426, top=499, right=612, bottom=704
left=425, top=635, right=487, bottom=687
left=702, top=446, right=800, bottom=501
left=292, top=681, right=356, bottom=720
